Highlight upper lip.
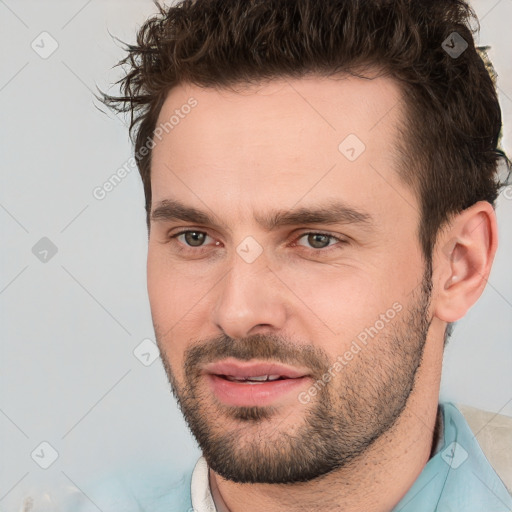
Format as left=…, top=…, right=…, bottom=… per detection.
left=202, top=359, right=310, bottom=379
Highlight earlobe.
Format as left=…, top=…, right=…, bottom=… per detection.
left=434, top=201, right=498, bottom=323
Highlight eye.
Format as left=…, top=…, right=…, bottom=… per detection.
left=294, top=232, right=347, bottom=251
left=167, top=229, right=347, bottom=256
left=170, top=230, right=218, bottom=250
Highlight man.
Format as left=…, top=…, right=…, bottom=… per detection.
left=94, top=0, right=512, bottom=510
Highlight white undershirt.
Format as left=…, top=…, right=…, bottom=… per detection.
left=190, top=456, right=217, bottom=512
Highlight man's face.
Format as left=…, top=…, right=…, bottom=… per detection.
left=147, top=75, right=434, bottom=483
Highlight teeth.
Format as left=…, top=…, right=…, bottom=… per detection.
left=224, top=374, right=283, bottom=382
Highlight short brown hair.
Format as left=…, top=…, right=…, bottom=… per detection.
left=100, top=0, right=510, bottom=262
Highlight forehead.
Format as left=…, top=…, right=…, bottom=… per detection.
left=150, top=74, right=415, bottom=226
left=155, top=74, right=404, bottom=153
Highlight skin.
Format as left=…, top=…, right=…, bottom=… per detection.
left=147, top=74, right=498, bottom=511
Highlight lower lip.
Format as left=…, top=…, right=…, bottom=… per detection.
left=206, top=374, right=310, bottom=407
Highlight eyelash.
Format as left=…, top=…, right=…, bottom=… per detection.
left=167, top=229, right=348, bottom=255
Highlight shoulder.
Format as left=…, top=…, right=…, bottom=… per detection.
left=455, top=402, right=512, bottom=494
left=61, top=463, right=195, bottom=512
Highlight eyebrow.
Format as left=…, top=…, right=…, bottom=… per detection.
left=150, top=198, right=374, bottom=231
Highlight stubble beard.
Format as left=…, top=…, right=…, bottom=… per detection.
left=156, top=267, right=433, bottom=484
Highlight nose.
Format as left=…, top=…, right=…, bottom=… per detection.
left=211, top=252, right=288, bottom=340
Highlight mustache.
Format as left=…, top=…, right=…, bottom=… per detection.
left=183, top=332, right=329, bottom=378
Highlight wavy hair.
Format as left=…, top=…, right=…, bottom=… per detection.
left=99, top=0, right=510, bottom=265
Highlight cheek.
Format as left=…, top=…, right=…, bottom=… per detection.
left=147, top=248, right=175, bottom=319
left=273, top=262, right=383, bottom=342
left=277, top=259, right=411, bottom=351
left=147, top=247, right=213, bottom=368
left=147, top=248, right=191, bottom=358
left=147, top=243, right=201, bottom=313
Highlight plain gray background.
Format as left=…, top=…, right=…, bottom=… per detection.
left=1, top=0, right=511, bottom=509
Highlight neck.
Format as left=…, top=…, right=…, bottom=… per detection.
left=209, top=327, right=445, bottom=512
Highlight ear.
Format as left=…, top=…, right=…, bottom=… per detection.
left=432, top=201, right=498, bottom=323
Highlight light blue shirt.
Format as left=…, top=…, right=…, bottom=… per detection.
left=70, top=402, right=512, bottom=511
left=392, top=402, right=512, bottom=511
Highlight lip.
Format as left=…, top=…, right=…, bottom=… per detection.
left=202, top=359, right=312, bottom=407
left=202, top=359, right=310, bottom=379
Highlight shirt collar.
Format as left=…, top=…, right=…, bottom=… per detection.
left=191, top=455, right=217, bottom=512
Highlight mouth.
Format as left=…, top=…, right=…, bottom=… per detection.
left=201, top=359, right=312, bottom=407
